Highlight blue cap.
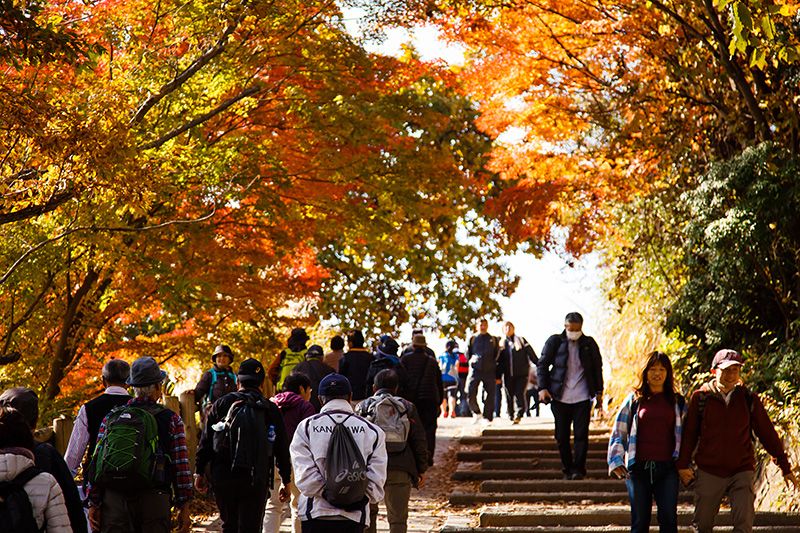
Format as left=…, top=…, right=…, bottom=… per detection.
left=318, top=373, right=352, bottom=397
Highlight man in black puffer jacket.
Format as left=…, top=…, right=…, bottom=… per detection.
left=497, top=321, right=538, bottom=424
left=400, top=335, right=442, bottom=465
left=537, top=312, right=603, bottom=480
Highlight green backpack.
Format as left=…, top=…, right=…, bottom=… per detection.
left=89, top=404, right=168, bottom=491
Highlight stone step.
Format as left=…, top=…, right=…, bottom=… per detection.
left=449, top=491, right=693, bottom=505
left=481, top=441, right=608, bottom=452
left=452, top=469, right=608, bottom=481
left=481, top=458, right=606, bottom=470
left=479, top=479, right=636, bottom=492
left=481, top=427, right=609, bottom=437
left=458, top=450, right=605, bottom=461
left=450, top=491, right=637, bottom=505
left=479, top=508, right=800, bottom=527
left=461, top=435, right=608, bottom=445
left=442, top=526, right=800, bottom=533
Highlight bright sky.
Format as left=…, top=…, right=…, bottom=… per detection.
left=345, top=17, right=610, bottom=358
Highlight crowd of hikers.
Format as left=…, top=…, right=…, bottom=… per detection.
left=0, top=311, right=797, bottom=533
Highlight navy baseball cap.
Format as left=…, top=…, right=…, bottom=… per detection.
left=318, top=373, right=352, bottom=397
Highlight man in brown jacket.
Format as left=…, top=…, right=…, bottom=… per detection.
left=677, top=349, right=798, bottom=532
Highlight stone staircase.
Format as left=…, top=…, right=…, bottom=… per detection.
left=442, top=424, right=800, bottom=532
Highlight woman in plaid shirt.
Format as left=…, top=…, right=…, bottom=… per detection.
left=607, top=352, right=687, bottom=533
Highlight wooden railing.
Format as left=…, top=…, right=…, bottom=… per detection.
left=36, top=391, right=199, bottom=472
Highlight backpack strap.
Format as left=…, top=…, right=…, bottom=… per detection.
left=324, top=411, right=354, bottom=426
left=12, top=465, right=42, bottom=488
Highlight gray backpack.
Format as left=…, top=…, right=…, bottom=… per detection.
left=362, top=394, right=409, bottom=453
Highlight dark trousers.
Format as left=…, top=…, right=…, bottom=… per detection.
left=302, top=519, right=363, bottom=533
left=456, top=375, right=470, bottom=415
left=493, top=382, right=503, bottom=417
left=214, top=478, right=270, bottom=533
left=551, top=399, right=591, bottom=476
left=466, top=368, right=496, bottom=421
left=525, top=388, right=540, bottom=416
left=502, top=375, right=528, bottom=419
left=100, top=489, right=171, bottom=533
left=416, top=403, right=438, bottom=465
left=625, top=461, right=679, bottom=533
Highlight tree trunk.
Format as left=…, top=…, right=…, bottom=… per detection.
left=45, top=268, right=100, bottom=400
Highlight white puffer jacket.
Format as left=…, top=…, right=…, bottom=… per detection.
left=0, top=451, right=72, bottom=532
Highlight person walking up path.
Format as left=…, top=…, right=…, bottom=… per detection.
left=63, top=360, right=132, bottom=480
left=87, top=356, right=192, bottom=533
left=0, top=407, right=72, bottom=533
left=263, top=373, right=316, bottom=533
left=323, top=336, right=345, bottom=373
left=293, top=345, right=335, bottom=411
left=538, top=312, right=604, bottom=480
left=1, top=387, right=87, bottom=533
left=608, top=351, right=686, bottom=533
left=466, top=319, right=500, bottom=423
left=290, top=373, right=387, bottom=533
left=438, top=343, right=460, bottom=419
left=196, top=357, right=291, bottom=533
left=677, top=349, right=798, bottom=533
left=339, top=330, right=375, bottom=407
left=357, top=369, right=429, bottom=533
left=400, top=335, right=442, bottom=465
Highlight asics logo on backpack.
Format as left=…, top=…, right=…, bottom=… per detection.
left=334, top=464, right=368, bottom=484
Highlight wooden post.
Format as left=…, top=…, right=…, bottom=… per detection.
left=179, top=391, right=198, bottom=473
left=52, top=416, right=74, bottom=455
left=163, top=395, right=180, bottom=415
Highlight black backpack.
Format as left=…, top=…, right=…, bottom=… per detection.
left=0, top=466, right=44, bottom=533
left=212, top=393, right=275, bottom=485
left=321, top=412, right=368, bottom=510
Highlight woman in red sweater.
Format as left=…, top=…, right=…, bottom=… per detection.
left=607, top=352, right=687, bottom=533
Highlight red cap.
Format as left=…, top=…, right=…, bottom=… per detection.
left=712, top=349, right=743, bottom=370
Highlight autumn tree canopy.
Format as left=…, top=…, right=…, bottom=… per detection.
left=0, top=0, right=518, bottom=412
left=395, top=0, right=800, bottom=403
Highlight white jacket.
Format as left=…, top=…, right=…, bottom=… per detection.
left=0, top=451, right=72, bottom=533
left=290, top=399, right=387, bottom=525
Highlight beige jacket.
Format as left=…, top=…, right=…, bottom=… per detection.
left=0, top=450, right=72, bottom=532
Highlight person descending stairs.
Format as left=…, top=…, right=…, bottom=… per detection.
left=442, top=420, right=800, bottom=532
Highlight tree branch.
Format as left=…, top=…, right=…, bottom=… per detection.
left=129, top=0, right=252, bottom=125
left=139, top=85, right=262, bottom=150
left=0, top=208, right=217, bottom=285
left=0, top=188, right=74, bottom=226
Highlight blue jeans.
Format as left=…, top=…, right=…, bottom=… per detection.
left=625, top=460, right=679, bottom=533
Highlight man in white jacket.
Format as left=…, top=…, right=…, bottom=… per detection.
left=290, top=373, right=387, bottom=533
